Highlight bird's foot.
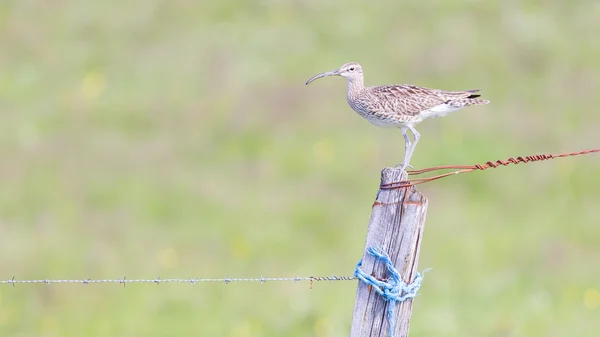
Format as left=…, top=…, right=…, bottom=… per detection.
left=394, top=163, right=414, bottom=171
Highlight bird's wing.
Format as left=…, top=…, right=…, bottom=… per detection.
left=366, top=85, right=478, bottom=116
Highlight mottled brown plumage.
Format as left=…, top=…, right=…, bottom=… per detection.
left=306, top=62, right=489, bottom=169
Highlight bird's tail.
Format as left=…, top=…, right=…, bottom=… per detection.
left=466, top=97, right=490, bottom=105
left=441, top=89, right=490, bottom=107
left=449, top=98, right=490, bottom=107
left=460, top=89, right=490, bottom=105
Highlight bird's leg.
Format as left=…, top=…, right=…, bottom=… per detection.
left=395, top=127, right=414, bottom=170
left=401, top=125, right=420, bottom=170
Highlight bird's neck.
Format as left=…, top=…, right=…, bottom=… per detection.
left=346, top=76, right=365, bottom=99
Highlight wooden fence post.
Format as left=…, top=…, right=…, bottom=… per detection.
left=349, top=167, right=428, bottom=337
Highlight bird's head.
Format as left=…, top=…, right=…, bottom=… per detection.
left=305, top=62, right=363, bottom=85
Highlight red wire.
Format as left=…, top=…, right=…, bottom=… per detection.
left=380, top=148, right=600, bottom=189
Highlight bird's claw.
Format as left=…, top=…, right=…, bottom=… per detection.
left=394, top=163, right=414, bottom=171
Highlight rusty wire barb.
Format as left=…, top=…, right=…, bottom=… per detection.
left=0, top=275, right=356, bottom=288
left=381, top=147, right=600, bottom=189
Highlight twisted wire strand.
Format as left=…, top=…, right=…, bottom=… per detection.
left=381, top=147, right=600, bottom=189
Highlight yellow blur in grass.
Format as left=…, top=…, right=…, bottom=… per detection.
left=157, top=248, right=179, bottom=269
left=583, top=288, right=600, bottom=310
left=81, top=70, right=107, bottom=101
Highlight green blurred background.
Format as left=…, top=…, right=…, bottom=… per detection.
left=1, top=1, right=599, bottom=336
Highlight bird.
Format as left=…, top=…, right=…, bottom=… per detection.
left=305, top=62, right=490, bottom=170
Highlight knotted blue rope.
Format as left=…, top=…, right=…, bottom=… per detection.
left=354, top=246, right=425, bottom=337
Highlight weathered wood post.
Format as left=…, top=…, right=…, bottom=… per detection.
left=349, top=167, right=428, bottom=337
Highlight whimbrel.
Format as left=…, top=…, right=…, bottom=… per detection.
left=306, top=62, right=490, bottom=169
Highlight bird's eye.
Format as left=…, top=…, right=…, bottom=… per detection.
left=349, top=67, right=355, bottom=71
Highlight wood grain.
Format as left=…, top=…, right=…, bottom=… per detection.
left=349, top=167, right=428, bottom=337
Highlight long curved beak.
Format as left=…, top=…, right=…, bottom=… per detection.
left=305, top=69, right=340, bottom=85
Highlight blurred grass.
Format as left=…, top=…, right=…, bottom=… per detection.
left=1, top=0, right=599, bottom=336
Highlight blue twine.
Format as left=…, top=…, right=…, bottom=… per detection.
left=354, top=246, right=425, bottom=337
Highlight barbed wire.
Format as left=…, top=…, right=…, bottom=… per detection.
left=381, top=147, right=600, bottom=189
left=5, top=148, right=597, bottom=288
left=0, top=275, right=357, bottom=288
